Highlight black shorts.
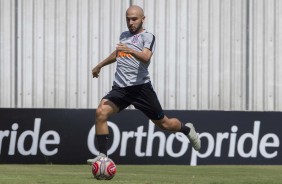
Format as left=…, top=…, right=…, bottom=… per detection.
left=102, top=82, right=164, bottom=120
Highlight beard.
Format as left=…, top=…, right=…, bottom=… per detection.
left=128, top=22, right=143, bottom=34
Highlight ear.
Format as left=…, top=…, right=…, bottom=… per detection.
left=142, top=16, right=146, bottom=23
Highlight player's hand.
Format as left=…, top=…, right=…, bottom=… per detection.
left=92, top=65, right=101, bottom=78
left=116, top=44, right=132, bottom=53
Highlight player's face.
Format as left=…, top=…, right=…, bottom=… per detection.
left=126, top=10, right=144, bottom=34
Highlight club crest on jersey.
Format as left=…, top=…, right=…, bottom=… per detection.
left=131, top=35, right=139, bottom=44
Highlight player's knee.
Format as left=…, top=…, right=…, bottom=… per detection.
left=160, top=122, right=172, bottom=130
left=154, top=120, right=171, bottom=131
left=95, top=107, right=109, bottom=122
left=155, top=119, right=178, bottom=131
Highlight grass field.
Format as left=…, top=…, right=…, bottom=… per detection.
left=0, top=165, right=281, bottom=184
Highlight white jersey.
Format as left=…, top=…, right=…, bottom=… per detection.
left=113, top=30, right=156, bottom=87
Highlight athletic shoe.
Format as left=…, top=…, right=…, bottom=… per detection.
left=87, top=153, right=107, bottom=165
left=186, top=123, right=201, bottom=151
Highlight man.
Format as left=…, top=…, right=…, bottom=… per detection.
left=87, top=5, right=201, bottom=164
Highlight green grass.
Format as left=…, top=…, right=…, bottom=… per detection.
left=0, top=165, right=281, bottom=184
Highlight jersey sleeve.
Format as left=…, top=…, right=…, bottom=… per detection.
left=143, top=33, right=156, bottom=53
left=119, top=31, right=127, bottom=42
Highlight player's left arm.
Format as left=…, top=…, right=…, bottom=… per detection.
left=116, top=43, right=153, bottom=63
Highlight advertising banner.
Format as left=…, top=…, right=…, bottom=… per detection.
left=0, top=109, right=281, bottom=165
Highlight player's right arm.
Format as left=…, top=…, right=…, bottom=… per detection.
left=92, top=51, right=117, bottom=78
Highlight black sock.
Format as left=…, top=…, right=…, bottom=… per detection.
left=179, top=122, right=190, bottom=135
left=96, top=134, right=109, bottom=156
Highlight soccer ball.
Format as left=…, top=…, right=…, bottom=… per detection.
left=91, top=157, right=117, bottom=180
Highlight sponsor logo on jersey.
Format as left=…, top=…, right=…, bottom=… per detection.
left=117, top=51, right=133, bottom=58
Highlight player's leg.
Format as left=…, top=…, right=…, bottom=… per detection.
left=88, top=85, right=131, bottom=164
left=95, top=99, right=119, bottom=134
left=95, top=99, right=119, bottom=153
left=87, top=99, right=119, bottom=164
left=132, top=82, right=201, bottom=151
left=151, top=117, right=201, bottom=151
left=151, top=116, right=181, bottom=132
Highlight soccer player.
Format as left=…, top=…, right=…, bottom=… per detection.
left=87, top=5, right=201, bottom=164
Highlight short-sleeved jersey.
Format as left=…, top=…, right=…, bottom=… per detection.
left=113, top=30, right=156, bottom=87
